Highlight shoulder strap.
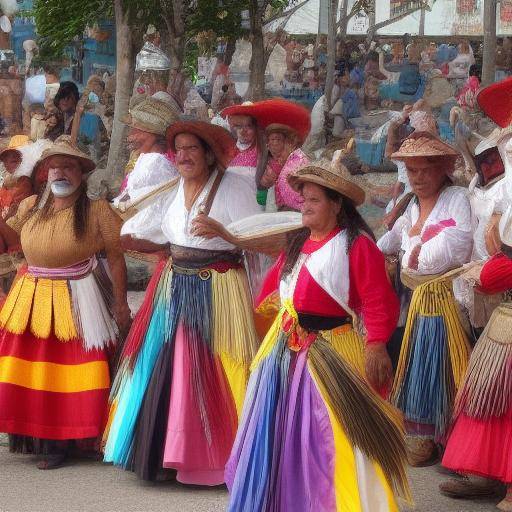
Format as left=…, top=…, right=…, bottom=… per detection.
left=200, top=170, right=225, bottom=216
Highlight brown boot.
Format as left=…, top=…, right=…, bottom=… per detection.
left=439, top=477, right=502, bottom=500
left=405, top=437, right=439, bottom=467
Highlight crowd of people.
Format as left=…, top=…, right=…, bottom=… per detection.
left=0, top=59, right=511, bottom=512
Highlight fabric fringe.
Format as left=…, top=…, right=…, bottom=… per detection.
left=393, top=279, right=471, bottom=398
left=321, top=325, right=365, bottom=376
left=30, top=278, right=53, bottom=339
left=455, top=305, right=512, bottom=419
left=211, top=268, right=259, bottom=364
left=0, top=275, right=34, bottom=334
left=52, top=280, right=78, bottom=341
left=308, top=337, right=411, bottom=503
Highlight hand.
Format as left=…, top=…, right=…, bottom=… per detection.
left=113, top=301, right=131, bottom=336
left=191, top=213, right=231, bottom=241
left=260, top=165, right=277, bottom=188
left=408, top=243, right=422, bottom=270
left=365, top=342, right=393, bottom=392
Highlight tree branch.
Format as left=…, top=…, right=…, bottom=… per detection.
left=371, top=2, right=430, bottom=34
left=263, top=0, right=311, bottom=26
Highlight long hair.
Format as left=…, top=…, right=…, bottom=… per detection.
left=281, top=185, right=374, bottom=278
left=29, top=182, right=90, bottom=240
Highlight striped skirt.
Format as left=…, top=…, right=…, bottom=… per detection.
left=103, top=258, right=259, bottom=484
left=226, top=303, right=410, bottom=512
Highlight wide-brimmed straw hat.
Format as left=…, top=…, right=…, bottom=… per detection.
left=36, top=135, right=96, bottom=173
left=122, top=96, right=180, bottom=136
left=288, top=150, right=365, bottom=206
left=0, top=134, right=30, bottom=160
left=475, top=126, right=512, bottom=156
left=391, top=131, right=459, bottom=161
left=221, top=98, right=311, bottom=143
left=166, top=119, right=236, bottom=170
left=477, top=77, right=512, bottom=128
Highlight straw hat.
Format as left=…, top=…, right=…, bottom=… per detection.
left=477, top=77, right=512, bottom=128
left=166, top=120, right=237, bottom=170
left=391, top=131, right=459, bottom=160
left=475, top=126, right=512, bottom=156
left=221, top=98, right=311, bottom=143
left=265, top=123, right=300, bottom=144
left=288, top=150, right=365, bottom=206
left=0, top=134, right=30, bottom=160
left=36, top=136, right=96, bottom=173
left=122, top=96, right=180, bottom=136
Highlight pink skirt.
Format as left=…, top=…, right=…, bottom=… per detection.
left=442, top=409, right=512, bottom=483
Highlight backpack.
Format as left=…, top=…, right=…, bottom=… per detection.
left=399, top=63, right=421, bottom=95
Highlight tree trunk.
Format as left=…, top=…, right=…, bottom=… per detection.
left=482, top=0, right=497, bottom=86
left=339, top=0, right=348, bottom=36
left=325, top=0, right=339, bottom=111
left=106, top=0, right=135, bottom=185
left=419, top=8, right=425, bottom=35
left=247, top=2, right=266, bottom=101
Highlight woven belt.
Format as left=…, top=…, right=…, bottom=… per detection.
left=171, top=264, right=213, bottom=281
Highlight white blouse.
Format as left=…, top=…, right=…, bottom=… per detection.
left=121, top=169, right=262, bottom=251
left=378, top=186, right=473, bottom=275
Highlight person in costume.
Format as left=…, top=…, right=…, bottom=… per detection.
left=378, top=131, right=473, bottom=466
left=0, top=136, right=129, bottom=469
left=103, top=120, right=262, bottom=484
left=115, top=97, right=179, bottom=200
left=258, top=110, right=311, bottom=211
left=439, top=197, right=512, bottom=510
left=214, top=151, right=409, bottom=511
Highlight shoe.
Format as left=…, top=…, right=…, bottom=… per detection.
left=405, top=437, right=439, bottom=467
left=37, top=453, right=67, bottom=470
left=497, top=498, right=512, bottom=511
left=439, top=477, right=502, bottom=500
left=435, top=464, right=463, bottom=478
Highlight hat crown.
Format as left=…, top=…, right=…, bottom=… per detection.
left=129, top=97, right=180, bottom=135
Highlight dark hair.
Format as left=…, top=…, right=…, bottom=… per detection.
left=221, top=84, right=229, bottom=93
left=281, top=185, right=375, bottom=277
left=469, top=64, right=481, bottom=81
left=54, top=81, right=80, bottom=109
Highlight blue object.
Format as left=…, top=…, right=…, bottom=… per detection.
left=378, top=74, right=426, bottom=103
left=399, top=63, right=421, bottom=96
left=438, top=120, right=455, bottom=143
left=356, top=138, right=386, bottom=167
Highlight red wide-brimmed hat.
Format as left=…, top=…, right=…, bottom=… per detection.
left=221, top=99, right=311, bottom=143
left=477, top=77, right=512, bottom=128
left=166, top=120, right=237, bottom=170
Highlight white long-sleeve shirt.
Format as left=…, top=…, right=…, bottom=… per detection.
left=378, top=186, right=473, bottom=275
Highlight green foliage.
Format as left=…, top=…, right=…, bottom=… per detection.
left=33, top=0, right=113, bottom=58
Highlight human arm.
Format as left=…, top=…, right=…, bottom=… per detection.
left=349, top=235, right=399, bottom=390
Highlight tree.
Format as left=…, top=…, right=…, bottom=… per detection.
left=482, top=0, right=497, bottom=86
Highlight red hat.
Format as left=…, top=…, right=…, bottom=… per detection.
left=477, top=77, right=512, bottom=128
left=221, top=99, right=311, bottom=143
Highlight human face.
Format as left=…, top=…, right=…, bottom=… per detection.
left=301, top=182, right=340, bottom=234
left=126, top=127, right=157, bottom=153
left=58, top=95, right=77, bottom=114
left=174, top=133, right=210, bottom=181
left=405, top=157, right=447, bottom=199
left=230, top=115, right=256, bottom=146
left=267, top=132, right=286, bottom=159
left=1, top=151, right=21, bottom=173
left=47, top=155, right=83, bottom=198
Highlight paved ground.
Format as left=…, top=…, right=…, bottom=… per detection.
left=0, top=445, right=501, bottom=512
left=0, top=292, right=502, bottom=511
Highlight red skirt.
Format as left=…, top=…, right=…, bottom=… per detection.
left=442, top=409, right=512, bottom=483
left=0, top=329, right=110, bottom=440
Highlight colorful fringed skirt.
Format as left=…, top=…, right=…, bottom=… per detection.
left=226, top=302, right=410, bottom=512
left=443, top=304, right=512, bottom=483
left=103, top=248, right=258, bottom=484
left=391, top=276, right=471, bottom=442
left=0, top=257, right=116, bottom=442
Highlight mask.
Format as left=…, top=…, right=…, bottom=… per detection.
left=50, top=179, right=79, bottom=198
left=88, top=91, right=100, bottom=104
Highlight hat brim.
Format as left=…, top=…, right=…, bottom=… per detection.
left=288, top=166, right=366, bottom=206
left=477, top=77, right=512, bottom=128
left=265, top=123, right=299, bottom=141
left=221, top=99, right=311, bottom=143
left=166, top=120, right=236, bottom=170
left=0, top=148, right=21, bottom=160
left=38, top=149, right=96, bottom=174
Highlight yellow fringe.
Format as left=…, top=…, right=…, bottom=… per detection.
left=30, top=278, right=53, bottom=339
left=52, top=280, right=78, bottom=341
left=321, top=326, right=365, bottom=377
left=393, top=278, right=471, bottom=396
left=5, top=275, right=36, bottom=335
left=211, top=268, right=259, bottom=364
left=0, top=274, right=26, bottom=329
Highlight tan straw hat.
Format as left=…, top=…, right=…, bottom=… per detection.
left=122, top=96, right=180, bottom=136
left=288, top=150, right=365, bottom=206
left=166, top=119, right=237, bottom=170
left=391, top=131, right=459, bottom=160
left=37, top=135, right=96, bottom=173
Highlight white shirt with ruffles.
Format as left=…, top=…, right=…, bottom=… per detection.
left=377, top=186, right=473, bottom=275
